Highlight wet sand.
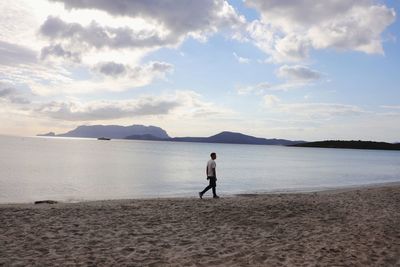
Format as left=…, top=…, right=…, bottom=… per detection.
left=1, top=184, right=400, bottom=266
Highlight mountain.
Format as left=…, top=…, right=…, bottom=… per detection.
left=291, top=140, right=400, bottom=151
left=126, top=131, right=303, bottom=146
left=56, top=125, right=170, bottom=139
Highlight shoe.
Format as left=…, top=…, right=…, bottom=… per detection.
left=199, top=192, right=203, bottom=199
left=213, top=195, right=220, bottom=199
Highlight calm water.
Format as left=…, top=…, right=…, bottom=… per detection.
left=0, top=135, right=399, bottom=203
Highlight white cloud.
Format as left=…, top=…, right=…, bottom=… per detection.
left=30, top=61, right=173, bottom=96
left=381, top=105, right=400, bottom=110
left=263, top=94, right=280, bottom=107
left=36, top=97, right=180, bottom=121
left=245, top=0, right=396, bottom=62
left=34, top=91, right=234, bottom=121
left=237, top=65, right=322, bottom=95
left=0, top=62, right=73, bottom=93
left=307, top=5, right=395, bottom=54
left=237, top=82, right=273, bottom=95
left=0, top=1, right=43, bottom=49
left=266, top=101, right=367, bottom=120
left=233, top=52, right=250, bottom=64
left=172, top=91, right=235, bottom=118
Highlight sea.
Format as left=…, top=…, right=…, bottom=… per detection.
left=0, top=135, right=399, bottom=203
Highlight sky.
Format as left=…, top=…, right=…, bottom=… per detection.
left=0, top=0, right=399, bottom=142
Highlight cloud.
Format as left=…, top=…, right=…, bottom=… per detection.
left=233, top=52, right=250, bottom=64
left=307, top=5, right=395, bottom=54
left=146, top=61, right=174, bottom=73
left=172, top=91, right=235, bottom=118
left=381, top=105, right=400, bottom=110
left=266, top=101, right=366, bottom=120
left=38, top=1, right=245, bottom=61
left=277, top=65, right=322, bottom=82
left=0, top=41, right=37, bottom=66
left=31, top=61, right=173, bottom=95
left=0, top=1, right=40, bottom=49
left=40, top=44, right=81, bottom=62
left=94, top=62, right=126, bottom=76
left=0, top=87, right=14, bottom=97
left=40, top=16, right=175, bottom=50
left=35, top=91, right=234, bottom=121
left=237, top=65, right=321, bottom=95
left=245, top=0, right=396, bottom=62
left=93, top=61, right=173, bottom=80
left=263, top=94, right=281, bottom=107
left=246, top=22, right=310, bottom=63
left=378, top=105, right=400, bottom=116
left=36, top=98, right=180, bottom=121
left=237, top=82, right=273, bottom=95
left=0, top=83, right=31, bottom=104
left=48, top=0, right=245, bottom=39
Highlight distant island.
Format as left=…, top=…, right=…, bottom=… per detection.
left=126, top=131, right=303, bottom=146
left=38, top=125, right=400, bottom=150
left=291, top=140, right=400, bottom=151
left=37, top=124, right=303, bottom=146
left=38, top=125, right=169, bottom=139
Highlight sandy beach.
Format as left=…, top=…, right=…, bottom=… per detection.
left=1, top=184, right=400, bottom=266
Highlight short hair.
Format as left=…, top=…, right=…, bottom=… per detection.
left=210, top=152, right=216, bottom=158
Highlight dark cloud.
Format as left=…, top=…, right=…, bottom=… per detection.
left=247, top=0, right=363, bottom=26
left=277, top=65, right=322, bottom=82
left=40, top=16, right=178, bottom=50
left=92, top=61, right=173, bottom=79
left=40, top=44, right=81, bottom=62
left=48, top=0, right=243, bottom=36
left=39, top=1, right=243, bottom=59
left=150, top=62, right=173, bottom=72
left=0, top=87, right=14, bottom=97
left=94, top=62, right=126, bottom=76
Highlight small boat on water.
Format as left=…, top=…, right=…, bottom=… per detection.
left=97, top=137, right=111, bottom=140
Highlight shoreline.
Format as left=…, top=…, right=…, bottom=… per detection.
left=1, top=183, right=400, bottom=265
left=1, top=180, right=400, bottom=206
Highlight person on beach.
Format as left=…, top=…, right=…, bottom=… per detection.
left=199, top=152, right=219, bottom=199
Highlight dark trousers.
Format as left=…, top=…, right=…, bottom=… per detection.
left=201, top=176, right=217, bottom=197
